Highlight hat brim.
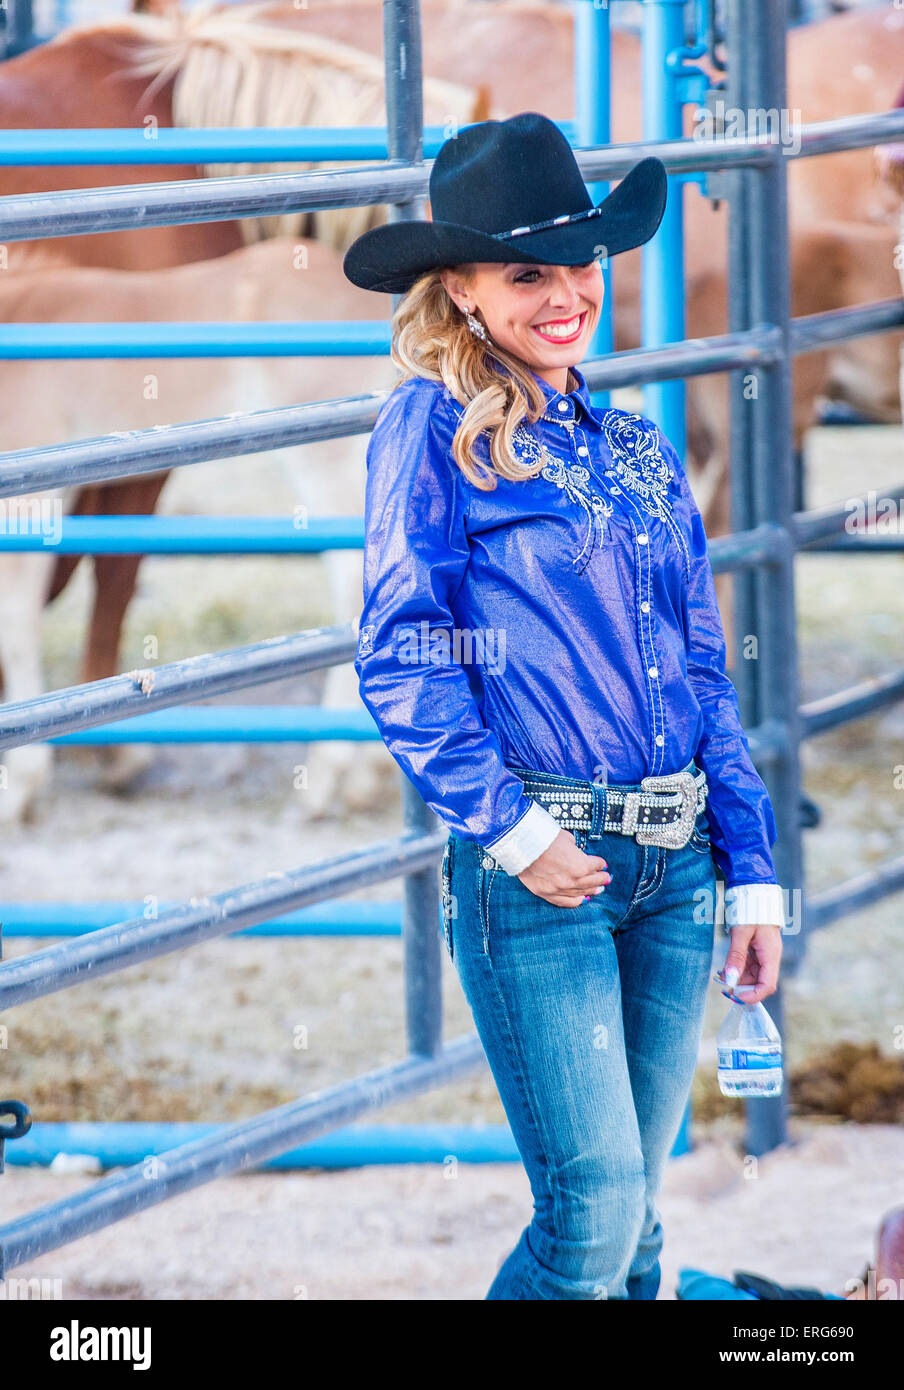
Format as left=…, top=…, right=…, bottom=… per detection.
left=342, top=155, right=667, bottom=294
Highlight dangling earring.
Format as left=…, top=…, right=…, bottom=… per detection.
left=463, top=305, right=488, bottom=342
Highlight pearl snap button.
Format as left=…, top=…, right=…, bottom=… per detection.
left=557, top=400, right=569, bottom=411
left=648, top=666, right=658, bottom=679
left=637, top=533, right=648, bottom=545
left=655, top=734, right=664, bottom=746
left=482, top=854, right=495, bottom=870
left=641, top=601, right=650, bottom=613
left=577, top=446, right=589, bottom=456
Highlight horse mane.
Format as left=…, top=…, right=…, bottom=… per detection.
left=49, top=2, right=484, bottom=250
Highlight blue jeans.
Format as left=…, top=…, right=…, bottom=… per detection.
left=440, top=759, right=717, bottom=1301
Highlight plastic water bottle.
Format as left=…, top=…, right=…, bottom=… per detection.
left=717, top=996, right=783, bottom=1097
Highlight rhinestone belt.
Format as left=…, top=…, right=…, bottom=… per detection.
left=513, top=765, right=708, bottom=850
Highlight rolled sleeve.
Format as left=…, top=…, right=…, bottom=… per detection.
left=725, top=882, right=786, bottom=929
left=485, top=799, right=563, bottom=875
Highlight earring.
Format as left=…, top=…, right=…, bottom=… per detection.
left=463, top=306, right=488, bottom=342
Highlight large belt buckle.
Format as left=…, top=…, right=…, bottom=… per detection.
left=632, top=769, right=698, bottom=848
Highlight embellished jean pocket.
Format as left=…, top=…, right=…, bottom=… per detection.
left=687, top=808, right=712, bottom=856
left=476, top=848, right=499, bottom=956
left=476, top=828, right=591, bottom=957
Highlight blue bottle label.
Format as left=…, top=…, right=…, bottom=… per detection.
left=718, top=1047, right=781, bottom=1071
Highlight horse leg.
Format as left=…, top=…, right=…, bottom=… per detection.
left=44, top=483, right=103, bottom=604
left=80, top=472, right=171, bottom=790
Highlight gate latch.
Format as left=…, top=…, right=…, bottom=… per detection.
left=0, top=1100, right=32, bottom=1174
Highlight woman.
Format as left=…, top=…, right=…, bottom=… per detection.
left=342, top=112, right=786, bottom=1301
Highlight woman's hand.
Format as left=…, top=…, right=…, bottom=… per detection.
left=517, top=830, right=612, bottom=907
left=719, top=923, right=783, bottom=1005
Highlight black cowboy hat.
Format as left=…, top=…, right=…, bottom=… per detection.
left=342, top=111, right=668, bottom=295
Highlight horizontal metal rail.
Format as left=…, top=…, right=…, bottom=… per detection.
left=3, top=1121, right=521, bottom=1169
left=799, top=668, right=904, bottom=737
left=0, top=161, right=426, bottom=243
left=0, top=322, right=394, bottom=358
left=0, top=1034, right=487, bottom=1277
left=0, top=517, right=367, bottom=553
left=0, top=393, right=386, bottom=498
left=2, top=110, right=904, bottom=244
left=804, top=534, right=904, bottom=553
left=0, top=124, right=560, bottom=166
left=793, top=109, right=904, bottom=160
left=805, top=854, right=904, bottom=934
left=43, top=707, right=378, bottom=743
left=0, top=827, right=445, bottom=1011
left=0, top=626, right=357, bottom=751
left=792, top=299, right=904, bottom=353
left=793, top=483, right=904, bottom=548
left=0, top=900, right=404, bottom=938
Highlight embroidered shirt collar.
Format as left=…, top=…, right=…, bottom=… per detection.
left=487, top=356, right=600, bottom=430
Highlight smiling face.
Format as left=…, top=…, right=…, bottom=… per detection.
left=439, top=259, right=605, bottom=394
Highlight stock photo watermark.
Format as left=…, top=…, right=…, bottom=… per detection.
left=693, top=100, right=803, bottom=156
left=0, top=496, right=62, bottom=546
left=844, top=490, right=903, bottom=534
left=364, top=621, right=509, bottom=674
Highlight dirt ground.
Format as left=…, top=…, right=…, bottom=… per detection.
left=1, top=414, right=903, bottom=1299
left=2, top=1120, right=903, bottom=1299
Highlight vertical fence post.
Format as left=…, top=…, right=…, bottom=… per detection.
left=574, top=0, right=613, bottom=412
left=382, top=0, right=443, bottom=1059
left=401, top=779, right=444, bottom=1058
left=2, top=0, right=34, bottom=59
left=724, top=0, right=805, bottom=1154
left=640, top=0, right=687, bottom=456
left=383, top=0, right=426, bottom=222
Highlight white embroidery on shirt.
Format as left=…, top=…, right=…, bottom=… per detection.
left=600, top=410, right=676, bottom=521
left=600, top=410, right=692, bottom=582
left=511, top=422, right=613, bottom=574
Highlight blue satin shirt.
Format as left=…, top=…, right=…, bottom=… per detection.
left=354, top=361, right=785, bottom=928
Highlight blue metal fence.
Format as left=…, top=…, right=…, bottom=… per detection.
left=1, top=0, right=904, bottom=1275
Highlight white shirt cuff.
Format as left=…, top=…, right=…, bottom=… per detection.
left=724, top=883, right=786, bottom=928
left=484, top=801, right=562, bottom=876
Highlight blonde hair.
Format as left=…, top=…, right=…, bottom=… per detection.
left=389, top=266, right=579, bottom=491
